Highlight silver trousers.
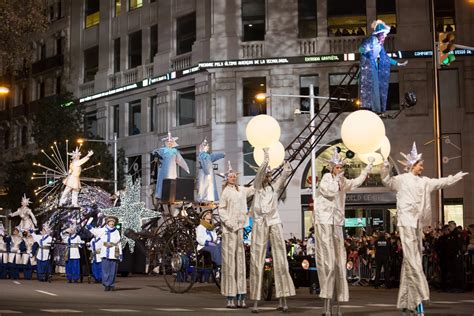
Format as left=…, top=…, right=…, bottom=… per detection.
left=221, top=228, right=246, bottom=297
left=314, top=224, right=349, bottom=302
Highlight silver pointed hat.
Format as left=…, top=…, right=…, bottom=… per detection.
left=398, top=141, right=423, bottom=171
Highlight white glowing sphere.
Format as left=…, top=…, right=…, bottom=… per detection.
left=253, top=142, right=285, bottom=169
left=246, top=115, right=281, bottom=148
left=379, top=136, right=391, bottom=159
left=341, top=110, right=386, bottom=154
left=358, top=152, right=384, bottom=166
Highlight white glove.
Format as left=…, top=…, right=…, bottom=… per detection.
left=365, top=157, right=375, bottom=171
left=17, top=250, right=21, bottom=254
left=283, top=161, right=291, bottom=172
left=87, top=150, right=94, bottom=157
left=29, top=253, right=33, bottom=258
left=383, top=160, right=390, bottom=168
left=397, top=60, right=408, bottom=66
left=453, top=171, right=468, bottom=181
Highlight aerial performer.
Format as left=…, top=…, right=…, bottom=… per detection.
left=381, top=142, right=468, bottom=316
left=197, top=138, right=225, bottom=203
left=359, top=20, right=408, bottom=115
left=314, top=148, right=373, bottom=316
left=59, top=147, right=94, bottom=207
left=152, top=132, right=189, bottom=200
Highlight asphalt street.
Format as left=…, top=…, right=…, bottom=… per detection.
left=0, top=276, right=473, bottom=315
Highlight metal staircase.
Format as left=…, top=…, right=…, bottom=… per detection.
left=247, top=63, right=360, bottom=193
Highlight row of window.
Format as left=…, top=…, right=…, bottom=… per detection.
left=85, top=0, right=155, bottom=28
left=2, top=125, right=29, bottom=150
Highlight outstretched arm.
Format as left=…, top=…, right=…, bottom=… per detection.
left=343, top=162, right=372, bottom=192
left=176, top=152, right=190, bottom=174
left=381, top=160, right=399, bottom=191
left=274, top=161, right=292, bottom=196
left=428, top=171, right=468, bottom=191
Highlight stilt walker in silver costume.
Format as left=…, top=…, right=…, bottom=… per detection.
left=250, top=148, right=295, bottom=313
left=314, top=148, right=373, bottom=316
left=381, top=142, right=468, bottom=316
left=218, top=162, right=254, bottom=308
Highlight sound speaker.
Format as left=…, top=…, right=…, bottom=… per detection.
left=161, top=178, right=195, bottom=203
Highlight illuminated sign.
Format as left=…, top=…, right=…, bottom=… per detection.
left=345, top=217, right=366, bottom=228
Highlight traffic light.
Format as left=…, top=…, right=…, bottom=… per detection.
left=438, top=32, right=456, bottom=66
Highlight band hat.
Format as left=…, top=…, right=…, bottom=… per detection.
left=105, top=215, right=119, bottom=225
left=199, top=208, right=212, bottom=219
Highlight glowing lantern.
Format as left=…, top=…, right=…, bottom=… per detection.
left=341, top=110, right=385, bottom=154
left=246, top=114, right=281, bottom=148
left=253, top=141, right=285, bottom=169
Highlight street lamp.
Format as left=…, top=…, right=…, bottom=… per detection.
left=0, top=86, right=10, bottom=95
left=77, top=133, right=118, bottom=193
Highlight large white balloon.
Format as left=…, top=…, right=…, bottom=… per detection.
left=379, top=136, right=391, bottom=159
left=358, top=137, right=391, bottom=166
left=358, top=152, right=383, bottom=166
left=253, top=142, right=285, bottom=169
left=246, top=115, right=281, bottom=148
left=341, top=110, right=386, bottom=154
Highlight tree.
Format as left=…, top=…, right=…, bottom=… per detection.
left=0, top=0, right=48, bottom=73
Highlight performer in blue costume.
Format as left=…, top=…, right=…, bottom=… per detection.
left=197, top=138, right=225, bottom=203
left=61, top=226, right=83, bottom=283
left=152, top=132, right=190, bottom=200
left=31, top=224, right=53, bottom=282
left=359, top=20, right=408, bottom=114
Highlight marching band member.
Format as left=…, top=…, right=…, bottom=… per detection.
left=7, top=227, right=25, bottom=280
left=86, top=216, right=122, bottom=291
left=250, top=148, right=295, bottom=313
left=88, top=232, right=103, bottom=283
left=61, top=226, right=83, bottom=283
left=0, top=225, right=8, bottom=279
left=381, top=142, right=468, bottom=316
left=218, top=161, right=254, bottom=308
left=31, top=224, right=53, bottom=282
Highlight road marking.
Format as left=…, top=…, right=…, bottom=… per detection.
left=0, top=310, right=22, bottom=314
left=41, top=310, right=82, bottom=313
left=35, top=290, right=58, bottom=297
left=153, top=308, right=193, bottom=312
left=13, top=281, right=21, bottom=285
left=100, top=309, right=140, bottom=313
left=297, top=306, right=323, bottom=309
left=366, top=304, right=397, bottom=307
left=431, top=301, right=460, bottom=304
left=459, top=300, right=474, bottom=303
left=340, top=305, right=364, bottom=308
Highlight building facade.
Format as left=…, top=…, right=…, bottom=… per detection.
left=1, top=0, right=474, bottom=237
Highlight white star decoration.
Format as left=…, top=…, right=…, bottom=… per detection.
left=101, top=175, right=159, bottom=252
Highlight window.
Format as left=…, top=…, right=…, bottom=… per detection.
left=178, top=147, right=196, bottom=178
left=243, top=77, right=266, bottom=116
left=128, top=155, right=142, bottom=182
left=376, top=0, right=397, bottom=34
left=55, top=76, right=62, bottom=95
left=444, top=199, right=463, bottom=227
left=37, top=81, right=45, bottom=99
left=129, top=0, right=143, bottom=11
left=114, top=38, right=121, bottom=73
left=150, top=24, right=158, bottom=62
left=149, top=96, right=156, bottom=132
left=21, top=126, right=28, bottom=146
left=243, top=141, right=257, bottom=176
left=85, top=111, right=98, bottom=137
left=299, top=75, right=319, bottom=111
left=49, top=5, right=56, bottom=21
left=128, top=30, right=142, bottom=69
left=435, top=0, right=455, bottom=32
left=38, top=43, right=46, bottom=61
left=20, top=87, right=28, bottom=105
left=177, top=87, right=195, bottom=126
left=176, top=13, right=196, bottom=55
left=242, top=0, right=265, bottom=41
left=328, top=73, right=358, bottom=112
left=85, top=0, right=100, bottom=28
left=327, top=0, right=366, bottom=36
left=57, top=0, right=63, bottom=19
left=4, top=130, right=9, bottom=150
left=129, top=100, right=141, bottom=135
left=298, top=0, right=317, bottom=38
left=386, top=72, right=400, bottom=111
left=113, top=105, right=120, bottom=137
left=83, top=45, right=99, bottom=82
left=115, top=0, right=121, bottom=16
left=56, top=36, right=64, bottom=55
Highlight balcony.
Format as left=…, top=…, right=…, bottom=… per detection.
left=123, top=68, right=138, bottom=85
left=12, top=104, right=27, bottom=118
left=79, top=81, right=94, bottom=97
left=171, top=53, right=192, bottom=71
left=298, top=35, right=397, bottom=55
left=241, top=41, right=264, bottom=58
left=31, top=55, right=64, bottom=75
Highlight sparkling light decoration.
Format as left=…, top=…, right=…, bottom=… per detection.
left=101, top=175, right=159, bottom=252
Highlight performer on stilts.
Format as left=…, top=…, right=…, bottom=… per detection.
left=381, top=142, right=468, bottom=316
left=61, top=226, right=83, bottom=283
left=59, top=148, right=94, bottom=207
left=250, top=149, right=295, bottom=313
left=314, top=148, right=373, bottom=316
left=31, top=224, right=53, bottom=282
left=197, top=138, right=225, bottom=203
left=152, top=132, right=189, bottom=200
left=359, top=20, right=408, bottom=115
left=218, top=161, right=254, bottom=308
left=86, top=216, right=122, bottom=291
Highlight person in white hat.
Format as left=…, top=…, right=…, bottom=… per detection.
left=197, top=138, right=225, bottom=203
left=381, top=142, right=468, bottom=316
left=359, top=20, right=408, bottom=114
left=59, top=147, right=94, bottom=207
left=61, top=225, right=84, bottom=283
left=86, top=215, right=122, bottom=291
left=218, top=161, right=254, bottom=308
left=9, top=194, right=37, bottom=232
left=152, top=132, right=189, bottom=200
left=314, top=147, right=373, bottom=316
left=249, top=148, right=295, bottom=313
left=30, top=224, right=53, bottom=282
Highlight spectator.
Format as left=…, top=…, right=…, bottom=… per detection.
left=374, top=231, right=391, bottom=289
left=446, top=221, right=464, bottom=292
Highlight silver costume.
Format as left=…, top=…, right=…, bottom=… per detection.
left=249, top=154, right=295, bottom=301
left=219, top=184, right=254, bottom=297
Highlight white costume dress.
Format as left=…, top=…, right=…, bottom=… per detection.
left=381, top=167, right=465, bottom=310
left=10, top=206, right=37, bottom=231
left=249, top=155, right=295, bottom=301
left=22, top=235, right=37, bottom=266
left=218, top=184, right=254, bottom=297
left=314, top=168, right=369, bottom=302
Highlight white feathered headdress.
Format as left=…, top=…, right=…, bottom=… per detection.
left=325, top=147, right=345, bottom=168
left=398, top=142, right=423, bottom=171
left=68, top=147, right=82, bottom=159
left=21, top=194, right=31, bottom=207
